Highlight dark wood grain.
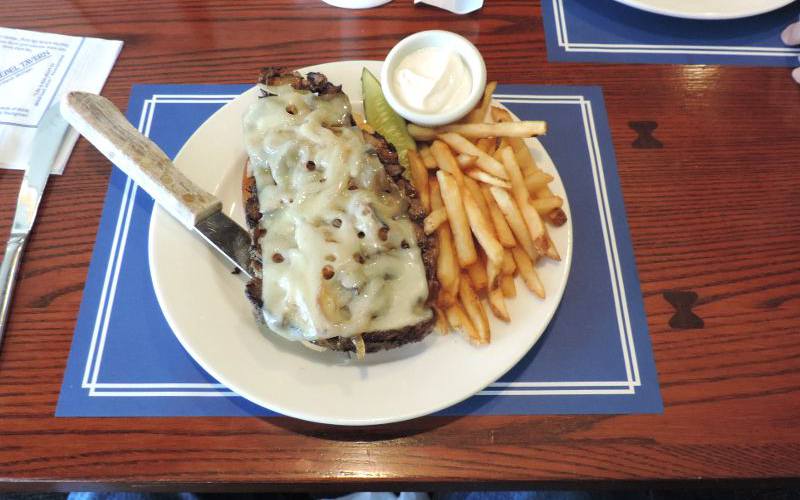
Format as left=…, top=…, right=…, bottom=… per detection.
left=1, top=0, right=800, bottom=491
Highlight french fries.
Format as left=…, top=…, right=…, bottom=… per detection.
left=437, top=170, right=478, bottom=267
left=459, top=274, right=489, bottom=344
left=408, top=121, right=548, bottom=141
left=463, top=190, right=504, bottom=289
left=420, top=146, right=437, bottom=169
left=446, top=302, right=478, bottom=342
left=487, top=286, right=510, bottom=322
left=431, top=140, right=464, bottom=185
left=500, top=274, right=516, bottom=298
left=465, top=169, right=511, bottom=189
left=531, top=196, right=563, bottom=214
left=499, top=146, right=548, bottom=256
left=423, top=207, right=448, bottom=235
left=411, top=83, right=566, bottom=346
left=466, top=257, right=489, bottom=292
left=465, top=81, right=497, bottom=123
left=434, top=306, right=450, bottom=334
left=457, top=153, right=477, bottom=169
left=430, top=181, right=459, bottom=307
left=512, top=247, right=545, bottom=299
left=480, top=185, right=516, bottom=248
left=525, top=171, right=554, bottom=193
left=407, top=150, right=430, bottom=212
left=438, top=133, right=509, bottom=180
left=490, top=186, right=536, bottom=259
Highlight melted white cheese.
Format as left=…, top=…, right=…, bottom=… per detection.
left=243, top=83, right=432, bottom=341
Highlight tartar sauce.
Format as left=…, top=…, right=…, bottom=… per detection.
left=392, top=47, right=472, bottom=115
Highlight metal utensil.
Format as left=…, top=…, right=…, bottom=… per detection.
left=59, top=92, right=252, bottom=280
left=0, top=104, right=70, bottom=345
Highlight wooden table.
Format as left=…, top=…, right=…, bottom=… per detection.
left=1, top=0, right=799, bottom=491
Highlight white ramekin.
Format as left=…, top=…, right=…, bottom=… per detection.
left=380, top=30, right=487, bottom=127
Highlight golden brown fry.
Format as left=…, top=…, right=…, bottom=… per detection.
left=463, top=177, right=492, bottom=226
left=407, top=150, right=430, bottom=212
left=490, top=106, right=512, bottom=123
left=544, top=232, right=561, bottom=261
left=500, top=274, right=516, bottom=298
left=480, top=185, right=516, bottom=248
left=511, top=246, right=545, bottom=298
left=434, top=306, right=450, bottom=335
left=430, top=181, right=459, bottom=306
left=463, top=189, right=504, bottom=289
left=547, top=207, right=568, bottom=227
left=530, top=184, right=562, bottom=260
left=499, top=146, right=548, bottom=256
left=423, top=207, right=448, bottom=235
left=465, top=81, right=497, bottom=123
left=437, top=170, right=478, bottom=267
left=512, top=139, right=538, bottom=178
left=492, top=147, right=504, bottom=163
left=445, top=304, right=461, bottom=329
left=491, top=107, right=541, bottom=174
left=490, top=186, right=536, bottom=258
left=420, top=145, right=437, bottom=169
left=431, top=140, right=465, bottom=186
left=437, top=133, right=509, bottom=180
left=525, top=171, right=554, bottom=194
left=487, top=286, right=510, bottom=322
left=499, top=146, right=530, bottom=210
left=535, top=186, right=554, bottom=199
left=408, top=121, right=547, bottom=141
left=464, top=169, right=511, bottom=189
left=476, top=137, right=495, bottom=156
left=446, top=302, right=478, bottom=342
left=457, top=153, right=478, bottom=169
left=459, top=274, right=490, bottom=344
left=466, top=257, right=489, bottom=292
left=438, top=289, right=456, bottom=309
left=491, top=107, right=538, bottom=178
left=530, top=196, right=563, bottom=214
left=502, top=248, right=516, bottom=275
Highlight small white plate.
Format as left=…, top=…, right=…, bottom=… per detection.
left=612, top=0, right=795, bottom=20
left=148, top=60, right=573, bottom=426
left=322, top=0, right=392, bottom=8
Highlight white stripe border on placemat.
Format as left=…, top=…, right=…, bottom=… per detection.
left=79, top=92, right=642, bottom=399
left=552, top=0, right=800, bottom=58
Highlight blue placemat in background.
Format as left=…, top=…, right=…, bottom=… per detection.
left=542, top=0, right=800, bottom=66
left=56, top=84, right=662, bottom=417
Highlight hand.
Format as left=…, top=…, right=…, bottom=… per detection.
left=780, top=21, right=800, bottom=83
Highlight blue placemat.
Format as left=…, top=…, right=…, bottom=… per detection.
left=542, top=0, right=800, bottom=66
left=56, top=84, right=662, bottom=417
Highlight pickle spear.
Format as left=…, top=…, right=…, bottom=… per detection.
left=361, top=67, right=416, bottom=167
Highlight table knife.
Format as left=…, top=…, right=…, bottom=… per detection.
left=0, top=104, right=70, bottom=346
left=60, top=92, right=253, bottom=282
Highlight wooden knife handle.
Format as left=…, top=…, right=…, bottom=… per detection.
left=60, top=91, right=221, bottom=229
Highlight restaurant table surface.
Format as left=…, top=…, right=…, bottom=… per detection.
left=1, top=0, right=799, bottom=492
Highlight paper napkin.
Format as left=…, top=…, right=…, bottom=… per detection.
left=0, top=28, right=122, bottom=174
left=414, top=0, right=483, bottom=14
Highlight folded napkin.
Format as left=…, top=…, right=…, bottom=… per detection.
left=0, top=28, right=122, bottom=174
left=415, top=0, right=483, bottom=14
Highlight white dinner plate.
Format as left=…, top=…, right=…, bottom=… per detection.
left=148, top=60, right=573, bottom=426
left=612, top=0, right=795, bottom=20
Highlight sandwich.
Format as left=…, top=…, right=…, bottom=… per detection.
left=242, top=68, right=438, bottom=356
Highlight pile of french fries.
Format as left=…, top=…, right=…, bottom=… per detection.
left=405, top=82, right=568, bottom=345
